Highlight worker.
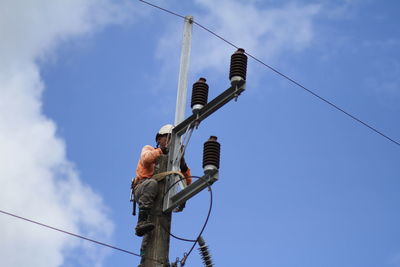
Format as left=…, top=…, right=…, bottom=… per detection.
left=133, top=124, right=192, bottom=237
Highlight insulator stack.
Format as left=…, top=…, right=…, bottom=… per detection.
left=229, top=48, right=248, bottom=83
left=202, top=136, right=220, bottom=172
left=191, top=77, right=209, bottom=113
left=198, top=236, right=214, bottom=267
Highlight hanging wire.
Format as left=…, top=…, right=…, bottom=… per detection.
left=175, top=122, right=195, bottom=165
left=0, top=209, right=163, bottom=265
left=162, top=176, right=212, bottom=242
left=178, top=125, right=195, bottom=163
left=169, top=123, right=195, bottom=195
left=162, top=175, right=214, bottom=265
left=138, top=0, right=400, bottom=147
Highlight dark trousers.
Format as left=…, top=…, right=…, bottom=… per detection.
left=134, top=178, right=158, bottom=209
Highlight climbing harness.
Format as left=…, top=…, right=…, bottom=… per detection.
left=130, top=171, right=184, bottom=216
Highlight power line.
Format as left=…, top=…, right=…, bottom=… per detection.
left=139, top=0, right=185, bottom=19
left=161, top=175, right=214, bottom=265
left=138, top=0, right=400, bottom=147
left=179, top=176, right=213, bottom=266
left=0, top=209, right=163, bottom=265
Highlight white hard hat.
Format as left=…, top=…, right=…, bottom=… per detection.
left=156, top=124, right=174, bottom=142
left=158, top=124, right=174, bottom=135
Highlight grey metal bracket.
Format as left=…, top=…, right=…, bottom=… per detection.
left=163, top=79, right=246, bottom=212
left=173, top=79, right=246, bottom=137
left=163, top=169, right=218, bottom=213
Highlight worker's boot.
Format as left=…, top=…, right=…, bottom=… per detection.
left=135, top=208, right=154, bottom=237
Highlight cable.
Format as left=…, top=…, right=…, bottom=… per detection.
left=175, top=123, right=194, bottom=165
left=138, top=0, right=400, bottom=147
left=162, top=176, right=212, bottom=243
left=182, top=189, right=212, bottom=266
left=160, top=224, right=197, bottom=243
left=162, top=175, right=213, bottom=265
left=245, top=55, right=400, bottom=147
left=139, top=0, right=185, bottom=19
left=0, top=209, right=163, bottom=265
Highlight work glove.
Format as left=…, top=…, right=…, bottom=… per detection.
left=180, top=156, right=188, bottom=173
left=161, top=147, right=169, bottom=155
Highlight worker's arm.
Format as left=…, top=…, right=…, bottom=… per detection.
left=180, top=156, right=192, bottom=185
left=140, top=145, right=162, bottom=166
left=183, top=168, right=192, bottom=185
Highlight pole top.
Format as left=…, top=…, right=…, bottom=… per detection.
left=184, top=15, right=193, bottom=23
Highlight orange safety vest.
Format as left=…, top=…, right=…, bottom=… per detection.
left=135, top=145, right=192, bottom=185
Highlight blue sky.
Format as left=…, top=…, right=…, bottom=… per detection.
left=1, top=0, right=399, bottom=266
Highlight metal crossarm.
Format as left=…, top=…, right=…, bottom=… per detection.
left=163, top=79, right=245, bottom=212
left=163, top=170, right=218, bottom=213
left=173, top=79, right=246, bottom=137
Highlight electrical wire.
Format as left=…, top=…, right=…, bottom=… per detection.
left=138, top=0, right=400, bottom=147
left=175, top=123, right=194, bottom=165
left=178, top=126, right=194, bottom=166
left=160, top=223, right=197, bottom=243
left=162, top=175, right=214, bottom=265
left=139, top=0, right=185, bottom=20
left=162, top=175, right=212, bottom=242
left=181, top=185, right=212, bottom=266
left=0, top=209, right=163, bottom=265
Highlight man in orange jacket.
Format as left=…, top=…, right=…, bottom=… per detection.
left=133, top=124, right=192, bottom=237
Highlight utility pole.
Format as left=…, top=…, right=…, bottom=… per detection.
left=139, top=16, right=193, bottom=267
left=139, top=155, right=170, bottom=267
left=138, top=14, right=248, bottom=267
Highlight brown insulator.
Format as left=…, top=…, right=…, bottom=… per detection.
left=191, top=77, right=209, bottom=112
left=203, top=136, right=220, bottom=171
left=229, top=48, right=248, bottom=83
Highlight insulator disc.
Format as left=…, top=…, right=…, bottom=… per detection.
left=198, top=240, right=214, bottom=267
left=191, top=78, right=209, bottom=109
left=203, top=138, right=221, bottom=169
left=229, top=48, right=248, bottom=81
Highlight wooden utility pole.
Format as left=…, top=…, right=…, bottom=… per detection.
left=139, top=15, right=193, bottom=267
left=139, top=155, right=171, bottom=267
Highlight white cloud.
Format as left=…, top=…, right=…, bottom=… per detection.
left=156, top=0, right=321, bottom=78
left=0, top=0, right=133, bottom=266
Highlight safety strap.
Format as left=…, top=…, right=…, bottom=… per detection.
left=133, top=171, right=185, bottom=187
left=152, top=171, right=184, bottom=182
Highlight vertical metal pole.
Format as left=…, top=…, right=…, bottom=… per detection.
left=174, top=15, right=193, bottom=125
left=164, top=16, right=193, bottom=211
